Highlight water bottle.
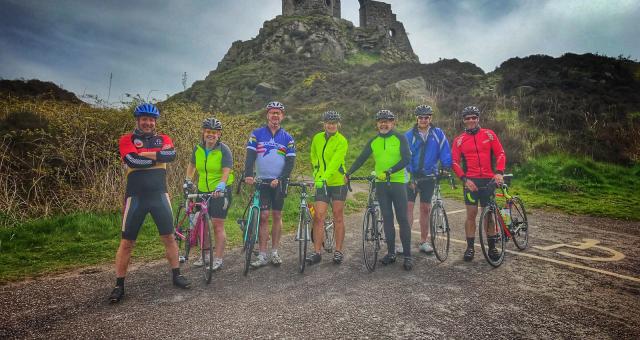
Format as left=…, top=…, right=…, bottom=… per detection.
left=189, top=211, right=199, bottom=230
left=500, top=208, right=512, bottom=227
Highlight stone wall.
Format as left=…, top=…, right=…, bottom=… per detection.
left=358, top=0, right=417, bottom=62
left=282, top=0, right=341, bottom=18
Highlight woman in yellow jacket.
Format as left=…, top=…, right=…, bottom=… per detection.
left=307, top=111, right=348, bottom=265
left=183, top=117, right=234, bottom=271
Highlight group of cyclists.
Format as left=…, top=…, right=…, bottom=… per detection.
left=109, top=100, right=506, bottom=303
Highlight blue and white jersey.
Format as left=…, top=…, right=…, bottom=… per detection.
left=247, top=126, right=296, bottom=179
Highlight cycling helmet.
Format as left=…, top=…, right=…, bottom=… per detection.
left=461, top=106, right=481, bottom=118
left=133, top=103, right=160, bottom=118
left=322, top=110, right=341, bottom=122
left=414, top=105, right=433, bottom=116
left=266, top=101, right=285, bottom=112
left=202, top=117, right=222, bottom=130
left=375, top=109, right=395, bottom=121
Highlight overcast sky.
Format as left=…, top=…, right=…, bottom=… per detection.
left=1, top=0, right=638, bottom=104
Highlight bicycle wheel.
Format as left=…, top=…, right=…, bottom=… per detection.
left=323, top=217, right=335, bottom=253
left=478, top=206, right=506, bottom=267
left=362, top=209, right=378, bottom=272
left=244, top=207, right=259, bottom=276
left=509, top=196, right=529, bottom=250
left=298, top=210, right=309, bottom=273
left=173, top=203, right=188, bottom=264
left=202, top=216, right=214, bottom=284
left=430, top=201, right=450, bottom=262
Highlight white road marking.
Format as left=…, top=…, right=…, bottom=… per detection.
left=390, top=227, right=640, bottom=284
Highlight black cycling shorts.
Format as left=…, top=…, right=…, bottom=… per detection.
left=196, top=189, right=233, bottom=219
left=259, top=182, right=285, bottom=211
left=463, top=178, right=493, bottom=207
left=315, top=185, right=347, bottom=203
left=121, top=192, right=174, bottom=240
left=407, top=176, right=436, bottom=203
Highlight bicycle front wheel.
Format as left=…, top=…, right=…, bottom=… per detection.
left=478, top=206, right=506, bottom=267
left=202, top=216, right=214, bottom=284
left=510, top=197, right=529, bottom=250
left=298, top=210, right=309, bottom=273
left=244, top=207, right=259, bottom=276
left=430, top=201, right=450, bottom=262
left=323, top=217, right=335, bottom=253
left=173, top=203, right=189, bottom=264
left=362, top=209, right=378, bottom=272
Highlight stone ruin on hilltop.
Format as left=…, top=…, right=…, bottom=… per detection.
left=281, top=0, right=416, bottom=60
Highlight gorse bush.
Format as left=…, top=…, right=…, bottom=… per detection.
left=0, top=98, right=255, bottom=226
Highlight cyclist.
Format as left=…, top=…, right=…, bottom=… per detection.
left=346, top=109, right=413, bottom=270
left=306, top=111, right=348, bottom=265
left=183, top=117, right=234, bottom=271
left=244, top=101, right=296, bottom=268
left=404, top=105, right=451, bottom=255
left=451, top=106, right=506, bottom=262
left=110, top=103, right=189, bottom=303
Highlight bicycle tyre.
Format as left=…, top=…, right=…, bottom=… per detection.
left=362, top=209, right=378, bottom=272
left=202, top=216, right=214, bottom=284
left=244, top=207, right=259, bottom=276
left=510, top=196, right=529, bottom=250
left=173, top=203, right=188, bottom=264
left=430, top=201, right=450, bottom=262
left=298, top=209, right=309, bottom=273
left=323, top=217, right=335, bottom=253
left=478, top=206, right=506, bottom=267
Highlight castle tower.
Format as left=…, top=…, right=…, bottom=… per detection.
left=358, top=0, right=416, bottom=58
left=282, top=0, right=341, bottom=18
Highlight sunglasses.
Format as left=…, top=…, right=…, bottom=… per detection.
left=463, top=116, right=479, bottom=121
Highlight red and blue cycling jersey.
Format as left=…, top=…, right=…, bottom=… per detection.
left=451, top=128, right=506, bottom=179
left=245, top=126, right=295, bottom=179
left=119, top=129, right=176, bottom=196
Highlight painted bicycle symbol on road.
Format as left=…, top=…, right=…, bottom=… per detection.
left=533, top=238, right=625, bottom=262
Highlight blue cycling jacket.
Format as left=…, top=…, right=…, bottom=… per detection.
left=405, top=125, right=452, bottom=176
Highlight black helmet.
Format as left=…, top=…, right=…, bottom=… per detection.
left=375, top=109, right=395, bottom=121
left=202, top=117, right=222, bottom=130
left=414, top=105, right=433, bottom=116
left=461, top=106, right=481, bottom=118
left=322, top=110, right=341, bottom=122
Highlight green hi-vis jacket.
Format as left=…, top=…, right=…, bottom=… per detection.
left=310, top=131, right=348, bottom=186
left=192, top=142, right=234, bottom=192
left=348, top=129, right=410, bottom=183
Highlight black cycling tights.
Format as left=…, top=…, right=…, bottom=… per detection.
left=376, top=182, right=411, bottom=256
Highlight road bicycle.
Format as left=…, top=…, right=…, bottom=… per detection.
left=348, top=175, right=384, bottom=272
left=236, top=177, right=266, bottom=276
left=412, top=171, right=456, bottom=262
left=287, top=181, right=314, bottom=273
left=309, top=181, right=336, bottom=254
left=174, top=191, right=225, bottom=284
left=476, top=174, right=529, bottom=267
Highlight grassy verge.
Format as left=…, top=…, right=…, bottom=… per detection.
left=439, top=154, right=640, bottom=220
left=0, top=188, right=368, bottom=283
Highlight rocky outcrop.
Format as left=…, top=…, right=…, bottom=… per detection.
left=217, top=15, right=417, bottom=72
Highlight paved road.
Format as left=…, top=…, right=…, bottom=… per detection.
left=2, top=198, right=639, bottom=339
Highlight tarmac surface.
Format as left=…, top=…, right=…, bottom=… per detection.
left=2, top=196, right=640, bottom=339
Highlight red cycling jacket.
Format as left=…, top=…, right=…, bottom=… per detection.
left=119, top=130, right=176, bottom=196
left=451, top=128, right=506, bottom=179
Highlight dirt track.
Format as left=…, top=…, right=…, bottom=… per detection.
left=1, top=198, right=639, bottom=339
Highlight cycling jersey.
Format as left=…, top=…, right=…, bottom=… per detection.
left=119, top=129, right=176, bottom=196
left=348, top=130, right=410, bottom=183
left=191, top=142, right=234, bottom=192
left=244, top=125, right=295, bottom=180
left=405, top=125, right=452, bottom=177
left=451, top=128, right=506, bottom=179
left=310, top=131, right=348, bottom=186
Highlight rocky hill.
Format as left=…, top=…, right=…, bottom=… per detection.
left=168, top=11, right=640, bottom=164
left=0, top=79, right=83, bottom=103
